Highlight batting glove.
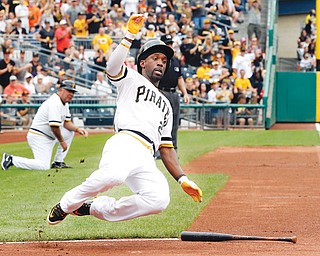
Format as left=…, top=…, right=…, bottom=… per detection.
left=178, top=176, right=203, bottom=202
left=126, top=14, right=145, bottom=40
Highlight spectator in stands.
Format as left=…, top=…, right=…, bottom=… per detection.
left=155, top=14, right=168, bottom=35
left=231, top=40, right=241, bottom=62
left=200, top=35, right=214, bottom=60
left=209, top=61, right=230, bottom=82
left=252, top=48, right=264, bottom=70
left=108, top=4, right=120, bottom=20
left=39, top=67, right=52, bottom=88
left=177, top=13, right=189, bottom=31
left=247, top=36, right=262, bottom=54
left=299, top=52, right=314, bottom=72
left=93, top=48, right=107, bottom=74
left=166, top=13, right=180, bottom=34
left=55, top=70, right=66, bottom=89
left=10, top=18, right=27, bottom=40
left=180, top=33, right=202, bottom=69
left=196, top=58, right=211, bottom=81
left=216, top=79, right=233, bottom=103
left=247, top=0, right=261, bottom=40
left=179, top=1, right=192, bottom=23
left=207, top=79, right=219, bottom=103
left=0, top=94, right=22, bottom=126
left=111, top=7, right=127, bottom=22
left=24, top=72, right=36, bottom=94
left=34, top=74, right=50, bottom=94
left=144, top=12, right=156, bottom=30
left=66, top=0, right=82, bottom=28
left=143, top=24, right=157, bottom=40
left=196, top=82, right=208, bottom=103
left=205, top=0, right=217, bottom=16
left=125, top=55, right=137, bottom=71
left=55, top=19, right=72, bottom=58
left=92, top=27, right=115, bottom=54
left=40, top=3, right=55, bottom=28
left=28, top=0, right=41, bottom=30
left=15, top=0, right=29, bottom=33
left=121, top=0, right=139, bottom=18
left=298, top=29, right=309, bottom=44
left=3, top=75, right=29, bottom=96
left=305, top=18, right=315, bottom=37
left=59, top=0, right=70, bottom=17
left=220, top=29, right=235, bottom=69
left=91, top=71, right=113, bottom=99
left=0, top=11, right=6, bottom=33
left=234, top=69, right=254, bottom=102
left=198, top=19, right=213, bottom=42
left=28, top=52, right=40, bottom=77
left=37, top=19, right=55, bottom=64
left=217, top=0, right=241, bottom=28
left=185, top=77, right=197, bottom=99
left=14, top=49, right=32, bottom=82
left=232, top=46, right=255, bottom=79
left=16, top=90, right=33, bottom=126
left=235, top=93, right=253, bottom=126
left=52, top=1, right=63, bottom=24
left=250, top=67, right=263, bottom=103
left=86, top=4, right=104, bottom=34
left=190, top=0, right=206, bottom=30
left=0, top=48, right=16, bottom=93
left=305, top=9, right=316, bottom=26
left=0, top=2, right=9, bottom=17
left=73, top=11, right=88, bottom=39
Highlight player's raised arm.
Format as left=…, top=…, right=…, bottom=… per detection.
left=107, top=14, right=145, bottom=77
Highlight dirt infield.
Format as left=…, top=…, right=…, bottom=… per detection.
left=1, top=128, right=319, bottom=255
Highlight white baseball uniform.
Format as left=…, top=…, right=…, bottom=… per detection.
left=59, top=42, right=174, bottom=222
left=11, top=93, right=74, bottom=170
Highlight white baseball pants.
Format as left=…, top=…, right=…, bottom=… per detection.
left=60, top=132, right=170, bottom=222
left=12, top=128, right=74, bottom=170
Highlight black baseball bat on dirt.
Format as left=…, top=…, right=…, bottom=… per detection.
left=181, top=231, right=297, bottom=243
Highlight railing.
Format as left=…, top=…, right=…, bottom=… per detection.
left=0, top=102, right=265, bottom=131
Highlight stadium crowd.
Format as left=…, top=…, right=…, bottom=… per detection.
left=0, top=0, right=265, bottom=128
left=296, top=8, right=316, bottom=72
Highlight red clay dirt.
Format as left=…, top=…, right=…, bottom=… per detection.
left=1, top=125, right=319, bottom=255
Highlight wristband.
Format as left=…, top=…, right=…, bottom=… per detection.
left=75, top=127, right=79, bottom=132
left=176, top=174, right=186, bottom=182
left=120, top=38, right=132, bottom=49
left=125, top=31, right=136, bottom=41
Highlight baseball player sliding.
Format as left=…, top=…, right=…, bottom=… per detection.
left=1, top=80, right=88, bottom=171
left=47, top=14, right=202, bottom=225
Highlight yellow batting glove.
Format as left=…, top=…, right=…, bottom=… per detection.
left=178, top=176, right=203, bottom=202
left=127, top=14, right=145, bottom=35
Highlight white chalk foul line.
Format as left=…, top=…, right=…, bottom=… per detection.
left=1, top=238, right=180, bottom=245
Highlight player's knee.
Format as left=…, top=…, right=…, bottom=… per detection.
left=146, top=192, right=170, bottom=214
left=38, top=161, right=51, bottom=170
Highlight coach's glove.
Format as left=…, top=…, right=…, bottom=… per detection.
left=178, top=176, right=202, bottom=202
left=126, top=14, right=145, bottom=40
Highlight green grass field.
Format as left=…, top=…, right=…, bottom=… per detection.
left=0, top=130, right=318, bottom=242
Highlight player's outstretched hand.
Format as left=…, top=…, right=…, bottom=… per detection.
left=178, top=176, right=203, bottom=202
left=127, top=14, right=145, bottom=34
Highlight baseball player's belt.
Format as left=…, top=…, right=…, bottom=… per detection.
left=159, top=87, right=176, bottom=93
left=118, top=129, right=155, bottom=157
left=29, top=128, right=55, bottom=140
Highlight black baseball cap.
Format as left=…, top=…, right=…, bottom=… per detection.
left=60, top=80, right=78, bottom=92
left=160, top=34, right=173, bottom=45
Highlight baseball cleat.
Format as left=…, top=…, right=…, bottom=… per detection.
left=51, top=162, right=72, bottom=169
left=47, top=203, right=69, bottom=225
left=72, top=201, right=92, bottom=216
left=1, top=153, right=13, bottom=170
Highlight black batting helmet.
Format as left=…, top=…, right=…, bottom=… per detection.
left=137, top=39, right=174, bottom=74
